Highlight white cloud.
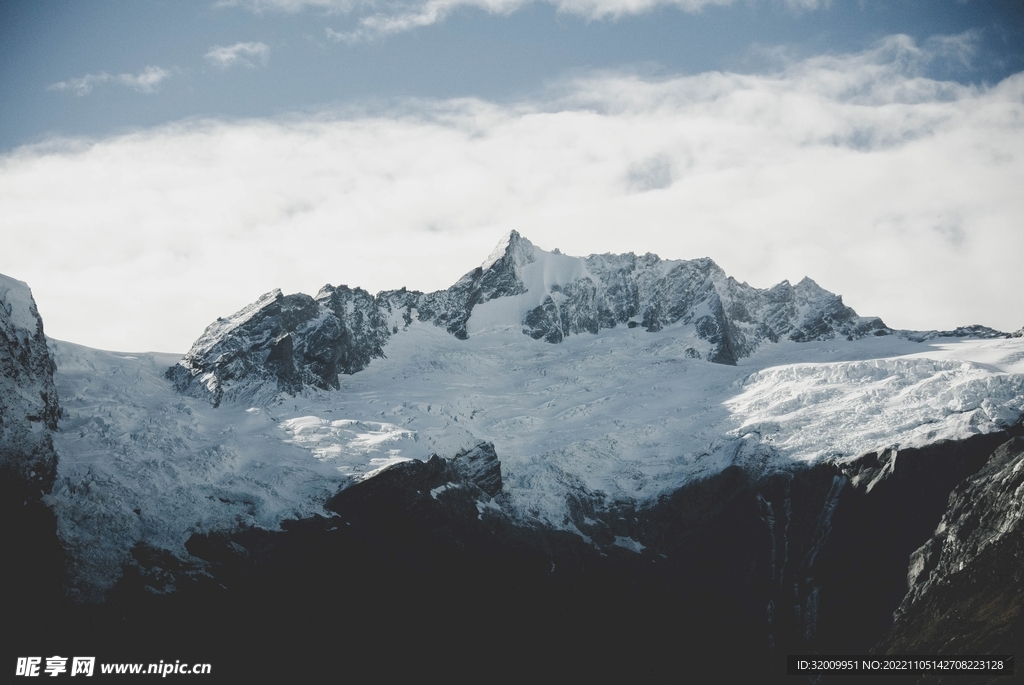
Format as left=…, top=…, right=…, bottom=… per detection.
left=8, top=35, right=1023, bottom=351
left=216, top=0, right=362, bottom=10
left=48, top=66, right=173, bottom=96
left=229, top=0, right=825, bottom=40
left=204, top=42, right=271, bottom=69
left=118, top=66, right=174, bottom=92
left=924, top=29, right=981, bottom=69
left=242, top=0, right=822, bottom=12
left=47, top=73, right=111, bottom=96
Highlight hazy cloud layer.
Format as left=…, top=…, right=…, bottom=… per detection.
left=48, top=66, right=173, bottom=96
left=205, top=42, right=271, bottom=69
left=6, top=35, right=1022, bottom=351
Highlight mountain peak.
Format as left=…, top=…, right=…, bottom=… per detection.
left=795, top=276, right=823, bottom=290
left=481, top=230, right=535, bottom=271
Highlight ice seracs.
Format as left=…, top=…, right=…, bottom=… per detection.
left=727, top=353, right=1024, bottom=463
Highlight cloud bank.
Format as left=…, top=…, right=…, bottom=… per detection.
left=205, top=42, right=271, bottom=69
left=48, top=66, right=173, bottom=96
left=6, top=35, right=1022, bottom=351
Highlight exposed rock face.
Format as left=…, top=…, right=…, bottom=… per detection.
left=167, top=235, right=537, bottom=404
left=900, top=435, right=1024, bottom=614
left=559, top=251, right=886, bottom=364
left=0, top=273, right=59, bottom=496
left=447, top=442, right=503, bottom=498
left=327, top=440, right=503, bottom=517
left=904, top=324, right=1013, bottom=342
left=169, top=231, right=893, bottom=404
left=415, top=230, right=532, bottom=339
left=166, top=286, right=396, bottom=406
left=871, top=430, right=1024, bottom=674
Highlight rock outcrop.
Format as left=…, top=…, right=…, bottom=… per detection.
left=0, top=273, right=64, bottom=646
left=871, top=428, right=1024, bottom=674
left=0, top=273, right=59, bottom=497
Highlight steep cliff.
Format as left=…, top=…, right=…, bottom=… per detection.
left=872, top=430, right=1024, bottom=681
left=0, top=273, right=64, bottom=642
left=0, top=273, right=59, bottom=495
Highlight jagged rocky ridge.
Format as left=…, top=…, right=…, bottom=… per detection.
left=168, top=231, right=895, bottom=405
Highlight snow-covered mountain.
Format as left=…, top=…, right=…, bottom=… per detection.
left=45, top=235, right=1024, bottom=600
left=168, top=231, right=891, bottom=406
left=5, top=234, right=1024, bottom=679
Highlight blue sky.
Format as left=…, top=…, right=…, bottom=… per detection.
left=1, top=0, right=1023, bottom=350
